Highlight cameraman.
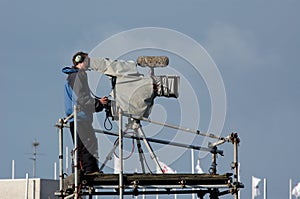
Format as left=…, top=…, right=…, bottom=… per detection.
left=62, top=51, right=108, bottom=175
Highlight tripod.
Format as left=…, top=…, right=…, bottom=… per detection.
left=100, top=117, right=163, bottom=173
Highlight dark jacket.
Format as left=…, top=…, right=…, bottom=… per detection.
left=62, top=66, right=103, bottom=122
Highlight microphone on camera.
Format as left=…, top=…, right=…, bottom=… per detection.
left=137, top=56, right=169, bottom=68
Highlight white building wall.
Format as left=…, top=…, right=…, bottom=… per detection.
left=0, top=178, right=58, bottom=199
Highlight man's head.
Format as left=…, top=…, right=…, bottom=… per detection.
left=72, top=52, right=89, bottom=69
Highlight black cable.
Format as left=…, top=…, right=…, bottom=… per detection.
left=104, top=117, right=113, bottom=131
left=113, top=132, right=135, bottom=160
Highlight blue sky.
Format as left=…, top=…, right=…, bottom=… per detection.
left=1, top=1, right=300, bottom=199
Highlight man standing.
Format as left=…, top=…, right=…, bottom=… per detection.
left=62, top=51, right=108, bottom=175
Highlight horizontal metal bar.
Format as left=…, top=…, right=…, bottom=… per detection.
left=85, top=184, right=231, bottom=189
left=94, top=129, right=223, bottom=155
left=82, top=189, right=211, bottom=196
left=125, top=114, right=224, bottom=140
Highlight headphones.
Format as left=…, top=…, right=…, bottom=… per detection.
left=75, top=54, right=84, bottom=63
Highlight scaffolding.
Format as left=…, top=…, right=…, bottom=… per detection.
left=54, top=105, right=244, bottom=199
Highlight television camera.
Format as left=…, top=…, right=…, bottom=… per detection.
left=89, top=56, right=180, bottom=120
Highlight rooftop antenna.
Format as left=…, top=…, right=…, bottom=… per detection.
left=30, top=139, right=40, bottom=178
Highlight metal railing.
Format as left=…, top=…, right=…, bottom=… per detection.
left=54, top=105, right=243, bottom=199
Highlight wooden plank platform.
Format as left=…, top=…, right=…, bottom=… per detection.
left=79, top=173, right=232, bottom=189
left=60, top=173, right=238, bottom=198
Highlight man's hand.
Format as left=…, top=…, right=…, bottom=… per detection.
left=100, top=96, right=108, bottom=105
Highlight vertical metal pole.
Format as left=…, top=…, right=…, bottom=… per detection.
left=54, top=162, right=57, bottom=180
left=263, top=178, right=267, bottom=199
left=191, top=149, right=195, bottom=199
left=118, top=109, right=124, bottom=199
left=210, top=147, right=217, bottom=175
left=251, top=176, right=254, bottom=199
left=191, top=149, right=195, bottom=174
left=66, top=146, right=69, bottom=174
left=12, top=160, right=15, bottom=179
left=58, top=118, right=64, bottom=197
left=209, top=147, right=218, bottom=199
left=34, top=149, right=36, bottom=178
left=25, top=173, right=29, bottom=199
left=74, top=105, right=79, bottom=199
left=289, top=179, right=292, bottom=199
left=233, top=133, right=239, bottom=199
left=32, top=179, right=36, bottom=199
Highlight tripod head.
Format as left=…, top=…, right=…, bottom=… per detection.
left=125, top=117, right=142, bottom=130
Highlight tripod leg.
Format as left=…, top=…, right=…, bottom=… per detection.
left=135, top=129, right=146, bottom=173
left=99, top=139, right=119, bottom=171
left=137, top=126, right=163, bottom=173
left=99, top=126, right=129, bottom=171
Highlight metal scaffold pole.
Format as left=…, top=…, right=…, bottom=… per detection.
left=118, top=109, right=124, bottom=199
left=232, top=133, right=240, bottom=199
left=74, top=105, right=79, bottom=199
left=58, top=118, right=64, bottom=198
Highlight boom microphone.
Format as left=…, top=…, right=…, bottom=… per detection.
left=137, top=56, right=169, bottom=68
